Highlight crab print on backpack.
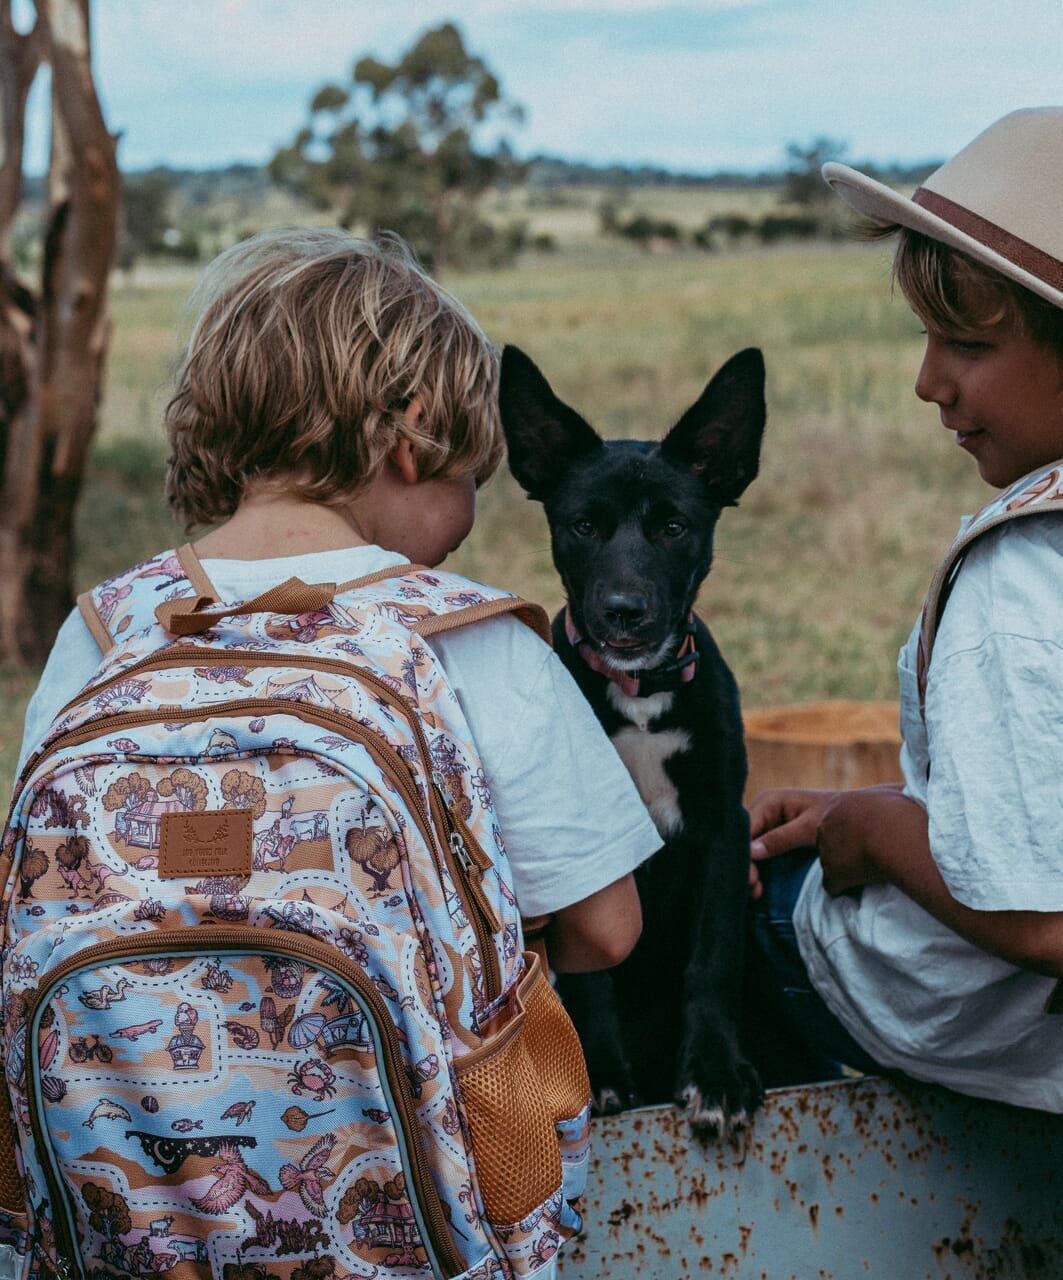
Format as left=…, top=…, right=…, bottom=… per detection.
left=0, top=545, right=591, bottom=1279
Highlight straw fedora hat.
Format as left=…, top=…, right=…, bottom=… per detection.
left=822, top=107, right=1063, bottom=310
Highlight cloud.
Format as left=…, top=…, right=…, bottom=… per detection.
left=19, top=0, right=1063, bottom=174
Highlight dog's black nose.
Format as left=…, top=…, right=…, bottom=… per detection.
left=602, top=592, right=648, bottom=629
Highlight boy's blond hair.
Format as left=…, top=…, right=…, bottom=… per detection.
left=887, top=227, right=1063, bottom=357
left=165, top=228, right=503, bottom=531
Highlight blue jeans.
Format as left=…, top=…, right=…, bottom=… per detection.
left=744, top=850, right=882, bottom=1085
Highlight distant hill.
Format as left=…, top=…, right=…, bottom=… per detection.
left=524, top=156, right=780, bottom=189
left=112, top=154, right=943, bottom=197
left=19, top=154, right=943, bottom=205
left=524, top=153, right=941, bottom=189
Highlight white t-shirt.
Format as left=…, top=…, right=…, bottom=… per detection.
left=794, top=513, right=1063, bottom=1112
left=17, top=546, right=661, bottom=918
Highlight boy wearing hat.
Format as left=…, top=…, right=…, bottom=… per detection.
left=747, top=108, right=1063, bottom=1109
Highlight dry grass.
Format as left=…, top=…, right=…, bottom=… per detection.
left=450, top=241, right=985, bottom=714
left=489, top=183, right=786, bottom=246
left=1, top=230, right=991, bottom=799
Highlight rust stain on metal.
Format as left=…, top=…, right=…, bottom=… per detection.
left=557, top=1078, right=1063, bottom=1279
left=606, top=1199, right=634, bottom=1230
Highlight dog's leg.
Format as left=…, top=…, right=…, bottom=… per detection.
left=675, top=822, right=763, bottom=1143
left=554, top=969, right=640, bottom=1115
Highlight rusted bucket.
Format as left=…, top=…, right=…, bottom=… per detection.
left=743, top=700, right=902, bottom=800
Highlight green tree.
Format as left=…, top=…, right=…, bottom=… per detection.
left=782, top=136, right=847, bottom=207
left=118, top=169, right=171, bottom=270
left=271, top=22, right=525, bottom=270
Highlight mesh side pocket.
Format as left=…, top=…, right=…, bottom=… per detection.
left=457, top=953, right=591, bottom=1226
left=456, top=993, right=561, bottom=1225
left=520, top=954, right=590, bottom=1124
left=0, top=1098, right=24, bottom=1219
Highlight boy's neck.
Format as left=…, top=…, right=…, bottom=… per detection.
left=194, top=493, right=372, bottom=561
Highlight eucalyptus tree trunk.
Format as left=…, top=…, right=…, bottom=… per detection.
left=0, top=0, right=119, bottom=665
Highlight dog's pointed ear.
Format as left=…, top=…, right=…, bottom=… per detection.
left=499, top=345, right=603, bottom=502
left=661, top=348, right=766, bottom=506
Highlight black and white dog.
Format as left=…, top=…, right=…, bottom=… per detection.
left=499, top=344, right=766, bottom=1141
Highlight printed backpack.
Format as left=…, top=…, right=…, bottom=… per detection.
left=0, top=544, right=591, bottom=1280
left=916, top=458, right=1063, bottom=707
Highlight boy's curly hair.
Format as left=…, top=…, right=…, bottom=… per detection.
left=884, top=226, right=1063, bottom=357
left=164, top=228, right=503, bottom=531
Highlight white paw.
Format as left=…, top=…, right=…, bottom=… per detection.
left=593, top=1087, right=626, bottom=1116
left=680, top=1084, right=748, bottom=1141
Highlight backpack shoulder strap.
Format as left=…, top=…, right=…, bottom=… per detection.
left=76, top=587, right=115, bottom=653
left=917, top=461, right=1063, bottom=707
left=336, top=564, right=553, bottom=645
left=151, top=559, right=552, bottom=645
left=174, top=542, right=221, bottom=597
left=413, top=596, right=552, bottom=646
left=77, top=543, right=220, bottom=653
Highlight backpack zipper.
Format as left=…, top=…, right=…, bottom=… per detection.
left=16, top=677, right=504, bottom=1004
left=434, top=776, right=501, bottom=936
left=22, top=926, right=467, bottom=1278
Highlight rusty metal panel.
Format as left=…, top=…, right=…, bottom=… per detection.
left=558, top=1077, right=1063, bottom=1279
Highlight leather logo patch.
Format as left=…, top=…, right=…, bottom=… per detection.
left=159, top=808, right=253, bottom=879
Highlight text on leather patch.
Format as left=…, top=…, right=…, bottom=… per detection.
left=159, top=808, right=253, bottom=878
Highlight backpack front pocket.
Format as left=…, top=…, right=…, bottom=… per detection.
left=7, top=917, right=467, bottom=1279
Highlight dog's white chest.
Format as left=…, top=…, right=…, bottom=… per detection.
left=607, top=686, right=689, bottom=838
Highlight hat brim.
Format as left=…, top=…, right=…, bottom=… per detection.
left=822, top=161, right=1063, bottom=310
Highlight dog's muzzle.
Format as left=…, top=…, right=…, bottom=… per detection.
left=565, top=607, right=699, bottom=697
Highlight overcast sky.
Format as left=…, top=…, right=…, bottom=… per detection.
left=23, top=0, right=1063, bottom=175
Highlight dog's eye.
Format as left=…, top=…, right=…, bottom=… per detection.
left=572, top=519, right=597, bottom=539
left=662, top=519, right=687, bottom=539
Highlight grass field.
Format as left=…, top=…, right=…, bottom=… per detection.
left=0, top=230, right=990, bottom=799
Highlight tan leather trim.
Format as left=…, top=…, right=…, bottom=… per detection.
left=176, top=542, right=221, bottom=599
left=159, top=808, right=253, bottom=879
left=156, top=578, right=338, bottom=635
left=76, top=589, right=115, bottom=654
left=456, top=952, right=546, bottom=1071
left=414, top=597, right=552, bottom=646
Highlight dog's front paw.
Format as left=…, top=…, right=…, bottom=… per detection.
left=677, top=1057, right=762, bottom=1144
left=591, top=1084, right=642, bottom=1118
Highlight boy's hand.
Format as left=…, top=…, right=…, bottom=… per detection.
left=819, top=783, right=911, bottom=896
left=747, top=788, right=839, bottom=898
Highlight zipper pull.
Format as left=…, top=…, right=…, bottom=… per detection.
left=450, top=829, right=473, bottom=870
left=438, top=799, right=502, bottom=935
left=449, top=829, right=501, bottom=933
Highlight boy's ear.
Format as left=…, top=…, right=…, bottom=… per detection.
left=388, top=399, right=429, bottom=485
left=660, top=347, right=766, bottom=506
left=499, top=345, right=602, bottom=503
left=390, top=437, right=420, bottom=486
